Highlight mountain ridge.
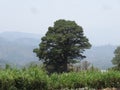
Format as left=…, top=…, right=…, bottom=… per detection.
left=0, top=31, right=117, bottom=69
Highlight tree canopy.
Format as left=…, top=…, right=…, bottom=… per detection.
left=34, top=19, right=91, bottom=73
left=112, top=46, right=120, bottom=69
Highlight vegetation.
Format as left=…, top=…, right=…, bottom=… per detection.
left=0, top=20, right=119, bottom=89
left=34, top=19, right=91, bottom=73
left=80, top=60, right=91, bottom=70
left=112, top=46, right=120, bottom=70
left=0, top=66, right=119, bottom=90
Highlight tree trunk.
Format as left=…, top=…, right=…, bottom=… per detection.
left=62, top=60, right=68, bottom=72
left=57, top=59, right=68, bottom=73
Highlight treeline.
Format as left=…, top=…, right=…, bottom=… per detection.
left=0, top=65, right=120, bottom=90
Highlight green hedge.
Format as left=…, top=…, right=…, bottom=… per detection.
left=0, top=66, right=48, bottom=90
left=0, top=66, right=120, bottom=90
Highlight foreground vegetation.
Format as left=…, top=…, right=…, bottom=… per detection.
left=0, top=65, right=120, bottom=90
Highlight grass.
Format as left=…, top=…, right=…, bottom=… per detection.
left=0, top=65, right=120, bottom=90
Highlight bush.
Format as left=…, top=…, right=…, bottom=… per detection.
left=0, top=65, right=120, bottom=89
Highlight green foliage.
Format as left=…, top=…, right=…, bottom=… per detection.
left=0, top=65, right=48, bottom=90
left=34, top=19, right=91, bottom=73
left=112, top=46, right=120, bottom=69
left=0, top=66, right=120, bottom=89
left=88, top=65, right=100, bottom=72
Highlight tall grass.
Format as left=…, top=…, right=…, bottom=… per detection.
left=0, top=65, right=120, bottom=90
left=0, top=65, right=48, bottom=90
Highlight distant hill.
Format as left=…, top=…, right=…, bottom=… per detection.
left=0, top=31, right=117, bottom=69
left=0, top=32, right=42, bottom=67
left=0, top=31, right=41, bottom=41
left=84, top=45, right=116, bottom=69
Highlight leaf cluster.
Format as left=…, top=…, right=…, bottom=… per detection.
left=34, top=19, right=91, bottom=65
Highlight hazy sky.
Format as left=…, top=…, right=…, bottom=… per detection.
left=0, top=0, right=120, bottom=46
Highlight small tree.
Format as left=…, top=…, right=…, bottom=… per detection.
left=112, top=46, right=120, bottom=69
left=81, top=60, right=90, bottom=70
left=34, top=19, right=91, bottom=73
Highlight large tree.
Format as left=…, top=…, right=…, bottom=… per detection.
left=112, top=46, right=120, bottom=69
left=34, top=19, right=91, bottom=73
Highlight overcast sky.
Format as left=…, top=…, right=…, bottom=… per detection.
left=0, top=0, right=120, bottom=46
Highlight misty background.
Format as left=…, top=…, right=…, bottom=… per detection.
left=0, top=0, right=120, bottom=69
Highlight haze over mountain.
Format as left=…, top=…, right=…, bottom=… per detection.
left=0, top=31, right=41, bottom=41
left=0, top=32, right=42, bottom=67
left=0, top=32, right=116, bottom=69
left=1, top=0, right=120, bottom=46
left=84, top=45, right=116, bottom=69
